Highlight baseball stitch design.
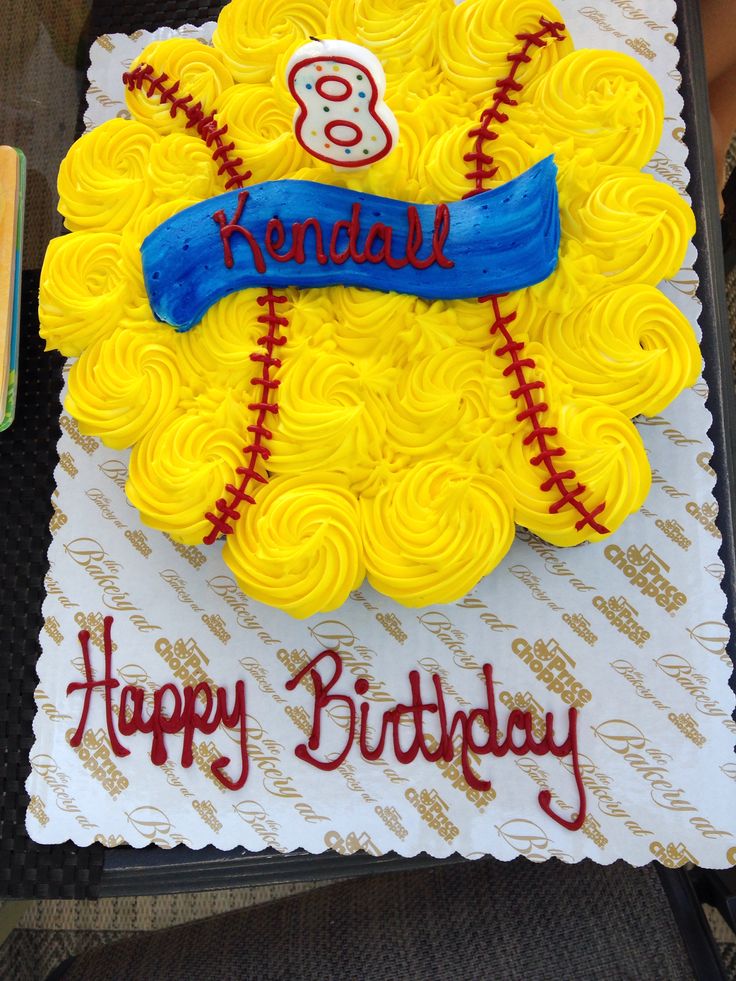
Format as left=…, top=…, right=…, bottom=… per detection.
left=123, top=63, right=252, bottom=188
left=127, top=16, right=609, bottom=545
left=123, top=64, right=290, bottom=542
left=203, top=287, right=288, bottom=544
left=465, top=17, right=609, bottom=535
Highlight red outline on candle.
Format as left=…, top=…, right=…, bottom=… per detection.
left=288, top=56, right=394, bottom=167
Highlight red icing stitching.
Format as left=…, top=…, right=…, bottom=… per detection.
left=122, top=63, right=252, bottom=190
left=462, top=16, right=566, bottom=199
left=202, top=288, right=288, bottom=544
left=483, top=295, right=608, bottom=534
left=465, top=17, right=609, bottom=535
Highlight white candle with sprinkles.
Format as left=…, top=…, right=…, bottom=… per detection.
left=286, top=38, right=398, bottom=168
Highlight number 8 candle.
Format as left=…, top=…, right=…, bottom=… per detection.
left=287, top=39, right=398, bottom=168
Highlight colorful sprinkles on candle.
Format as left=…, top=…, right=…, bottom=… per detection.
left=287, top=39, right=398, bottom=168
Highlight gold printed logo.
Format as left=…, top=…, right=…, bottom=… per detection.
left=27, top=795, right=49, bottom=827
left=43, top=616, right=64, bottom=645
left=405, top=787, right=459, bottom=842
left=649, top=841, right=698, bottom=868
left=561, top=612, right=597, bottom=646
left=684, top=500, right=721, bottom=540
left=696, top=451, right=716, bottom=477
left=58, top=451, right=78, bottom=478
left=424, top=733, right=496, bottom=810
left=625, top=36, right=655, bottom=59
left=376, top=611, right=407, bottom=644
left=192, top=799, right=223, bottom=833
left=324, top=829, right=382, bottom=856
left=50, top=496, right=68, bottom=533
left=165, top=535, right=207, bottom=569
left=202, top=612, right=231, bottom=644
left=155, top=636, right=215, bottom=691
left=74, top=611, right=117, bottom=652
left=592, top=595, right=650, bottom=646
left=499, top=691, right=546, bottom=741
left=603, top=544, right=686, bottom=613
left=654, top=518, right=692, bottom=551
left=511, top=637, right=592, bottom=707
left=124, top=529, right=151, bottom=557
left=580, top=814, right=608, bottom=850
left=65, top=727, right=129, bottom=799
left=94, top=834, right=126, bottom=847
left=374, top=804, right=409, bottom=840
left=60, top=414, right=100, bottom=454
left=192, top=741, right=228, bottom=792
left=667, top=712, right=706, bottom=748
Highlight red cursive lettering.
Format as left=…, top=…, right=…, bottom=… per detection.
left=215, top=193, right=454, bottom=275
left=67, top=616, right=249, bottom=791
left=287, top=651, right=586, bottom=832
left=213, top=190, right=266, bottom=272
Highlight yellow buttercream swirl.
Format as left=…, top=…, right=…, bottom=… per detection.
left=126, top=38, right=234, bottom=133
left=327, top=0, right=454, bottom=72
left=213, top=0, right=329, bottom=84
left=385, top=347, right=516, bottom=472
left=66, top=322, right=182, bottom=449
left=532, top=50, right=664, bottom=169
left=503, top=397, right=651, bottom=546
left=57, top=119, right=158, bottom=232
left=223, top=473, right=364, bottom=618
left=40, top=232, right=134, bottom=357
left=439, top=0, right=572, bottom=100
left=176, top=288, right=269, bottom=390
left=119, top=197, right=201, bottom=317
left=570, top=170, right=694, bottom=286
left=147, top=133, right=223, bottom=201
left=541, top=286, right=701, bottom=417
left=128, top=390, right=257, bottom=543
left=362, top=461, right=515, bottom=605
left=215, top=83, right=311, bottom=181
left=269, top=345, right=396, bottom=483
left=39, top=0, right=700, bottom=617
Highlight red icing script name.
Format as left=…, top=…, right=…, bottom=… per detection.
left=286, top=650, right=586, bottom=832
left=67, top=616, right=248, bottom=791
left=213, top=189, right=454, bottom=273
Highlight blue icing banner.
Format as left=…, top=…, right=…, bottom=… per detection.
left=142, top=155, right=560, bottom=332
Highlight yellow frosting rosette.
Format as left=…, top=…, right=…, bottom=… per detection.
left=362, top=461, right=515, bottom=606
left=39, top=0, right=699, bottom=616
left=126, top=38, right=234, bottom=133
left=223, top=473, right=364, bottom=618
